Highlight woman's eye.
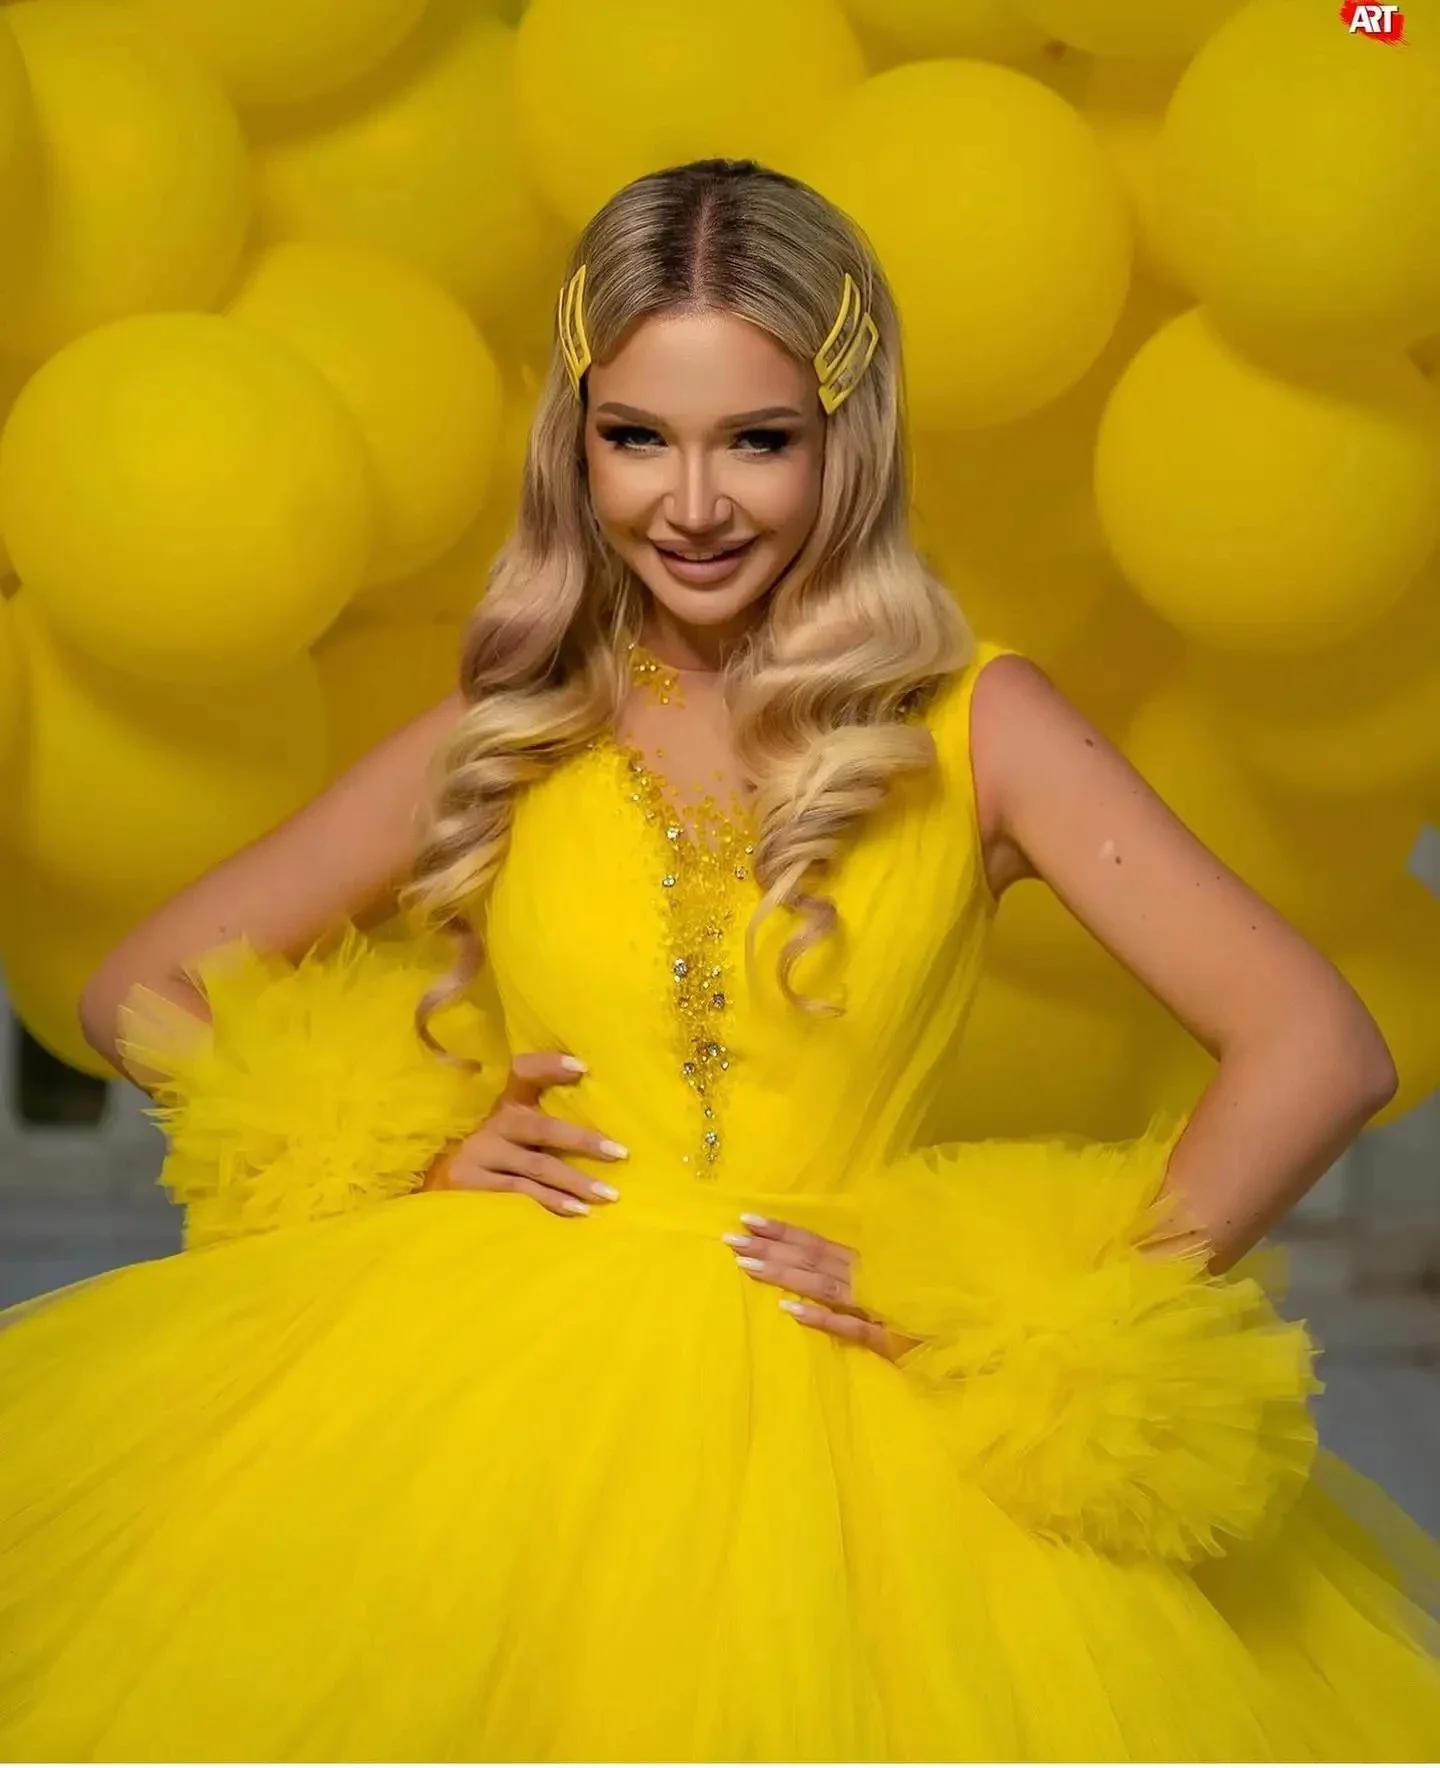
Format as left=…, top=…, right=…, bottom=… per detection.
left=733, top=428, right=792, bottom=455
left=598, top=424, right=664, bottom=451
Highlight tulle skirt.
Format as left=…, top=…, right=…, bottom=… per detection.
left=2, top=1162, right=1438, bottom=1764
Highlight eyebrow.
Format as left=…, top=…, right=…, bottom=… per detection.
left=595, top=402, right=806, bottom=427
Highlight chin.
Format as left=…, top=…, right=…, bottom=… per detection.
left=639, top=571, right=775, bottom=630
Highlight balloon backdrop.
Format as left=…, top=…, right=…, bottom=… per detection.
left=0, top=1, right=251, bottom=361
left=839, top=0, right=1048, bottom=63
left=0, top=590, right=22, bottom=782
left=517, top=0, right=865, bottom=231
left=0, top=312, right=373, bottom=680
left=229, top=241, right=503, bottom=586
left=1021, top=0, right=1246, bottom=58
left=1160, top=0, right=1440, bottom=344
left=315, top=613, right=465, bottom=778
left=0, top=0, right=1433, bottom=1130
left=255, top=0, right=561, bottom=338
left=0, top=594, right=328, bottom=919
left=120, top=0, right=430, bottom=109
left=806, top=58, right=1130, bottom=429
left=1096, top=310, right=1440, bottom=652
left=0, top=16, right=40, bottom=325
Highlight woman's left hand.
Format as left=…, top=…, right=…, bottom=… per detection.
left=724, top=1217, right=919, bottom=1362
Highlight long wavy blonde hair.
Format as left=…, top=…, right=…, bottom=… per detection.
left=403, top=158, right=971, bottom=1043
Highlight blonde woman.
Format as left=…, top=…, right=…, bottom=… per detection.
left=2, top=160, right=1437, bottom=1763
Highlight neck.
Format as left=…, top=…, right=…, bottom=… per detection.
left=640, top=603, right=764, bottom=673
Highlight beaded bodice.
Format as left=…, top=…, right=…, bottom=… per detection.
left=483, top=645, right=1004, bottom=1207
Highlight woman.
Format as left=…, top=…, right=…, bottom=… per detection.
left=2, top=159, right=1437, bottom=1762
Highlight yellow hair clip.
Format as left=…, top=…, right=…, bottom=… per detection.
left=557, top=263, right=592, bottom=398
left=814, top=272, right=879, bottom=415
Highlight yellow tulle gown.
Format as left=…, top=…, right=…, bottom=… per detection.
left=3, top=644, right=1439, bottom=1763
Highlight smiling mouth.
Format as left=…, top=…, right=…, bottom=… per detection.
left=651, top=540, right=755, bottom=563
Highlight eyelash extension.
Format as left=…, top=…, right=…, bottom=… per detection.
left=597, top=424, right=663, bottom=450
left=596, top=425, right=793, bottom=456
left=733, top=429, right=792, bottom=455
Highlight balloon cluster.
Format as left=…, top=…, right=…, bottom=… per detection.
left=0, top=0, right=1436, bottom=1130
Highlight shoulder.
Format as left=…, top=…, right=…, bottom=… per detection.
left=928, top=641, right=1059, bottom=791
left=930, top=647, right=1094, bottom=888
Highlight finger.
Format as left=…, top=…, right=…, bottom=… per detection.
left=737, top=1216, right=855, bottom=1276
left=502, top=1051, right=588, bottom=1108
left=528, top=1151, right=621, bottom=1203
left=513, top=1176, right=595, bottom=1219
left=496, top=1104, right=627, bottom=1165
left=724, top=1231, right=851, bottom=1280
left=474, top=1141, right=617, bottom=1204
left=778, top=1299, right=888, bottom=1354
left=734, top=1257, right=853, bottom=1310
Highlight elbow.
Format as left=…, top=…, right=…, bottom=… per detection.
left=1324, top=990, right=1399, bottom=1123
left=77, top=968, right=121, bottom=1067
left=1355, top=1029, right=1400, bottom=1120
left=78, top=942, right=140, bottom=1065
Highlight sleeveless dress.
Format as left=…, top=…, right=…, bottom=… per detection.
left=1, top=643, right=1438, bottom=1762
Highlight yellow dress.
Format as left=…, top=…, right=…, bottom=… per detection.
left=2, top=644, right=1438, bottom=1763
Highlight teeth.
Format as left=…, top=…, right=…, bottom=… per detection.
left=659, top=545, right=745, bottom=562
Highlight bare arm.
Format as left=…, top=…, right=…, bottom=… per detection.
left=971, top=657, right=1398, bottom=1271
left=80, top=693, right=465, bottom=1070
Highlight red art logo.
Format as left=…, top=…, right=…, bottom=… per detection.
left=1340, top=2, right=1406, bottom=40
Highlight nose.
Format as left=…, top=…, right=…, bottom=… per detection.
left=665, top=449, right=732, bottom=536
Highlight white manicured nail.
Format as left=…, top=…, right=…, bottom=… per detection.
left=740, top=1213, right=770, bottom=1229
left=779, top=1299, right=807, bottom=1317
left=562, top=1197, right=590, bottom=1215
left=599, top=1140, right=629, bottom=1161
left=591, top=1181, right=621, bottom=1201
left=560, top=1055, right=587, bottom=1075
left=735, top=1256, right=766, bottom=1273
left=721, top=1232, right=748, bottom=1248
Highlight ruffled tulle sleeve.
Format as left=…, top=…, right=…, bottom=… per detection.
left=119, top=925, right=509, bottom=1251
left=855, top=1123, right=1321, bottom=1565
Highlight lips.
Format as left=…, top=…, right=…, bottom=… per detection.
left=650, top=538, right=757, bottom=586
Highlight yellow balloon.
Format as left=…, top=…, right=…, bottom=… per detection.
left=231, top=243, right=502, bottom=587
left=1096, top=310, right=1440, bottom=651
left=1019, top=0, right=1244, bottom=57
left=987, top=877, right=1132, bottom=1003
left=0, top=15, right=40, bottom=317
left=1191, top=567, right=1440, bottom=799
left=120, top=0, right=428, bottom=107
left=0, top=872, right=123, bottom=1077
left=315, top=614, right=464, bottom=777
left=1124, top=681, right=1421, bottom=938
left=0, top=590, right=22, bottom=779
left=1041, top=584, right=1185, bottom=740
left=1160, top=0, right=1440, bottom=342
left=1333, top=879, right=1440, bottom=1126
left=925, top=969, right=1147, bottom=1143
left=914, top=284, right=1178, bottom=664
left=352, top=367, right=536, bottom=621
left=0, top=349, right=32, bottom=580
left=0, top=595, right=328, bottom=915
left=517, top=0, right=865, bottom=232
left=1142, top=1021, right=1218, bottom=1121
left=806, top=60, right=1130, bottom=430
left=0, top=313, right=373, bottom=681
left=1081, top=59, right=1194, bottom=296
left=0, top=0, right=250, bottom=361
left=255, top=1, right=558, bottom=337
left=839, top=0, right=1047, bottom=61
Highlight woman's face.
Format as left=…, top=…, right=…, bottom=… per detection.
left=583, top=308, right=826, bottom=649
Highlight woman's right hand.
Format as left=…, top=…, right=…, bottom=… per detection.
left=422, top=1053, right=627, bottom=1216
